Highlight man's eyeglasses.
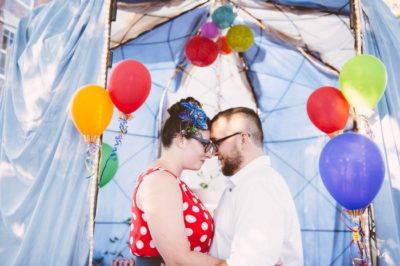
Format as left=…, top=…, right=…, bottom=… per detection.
left=211, top=132, right=242, bottom=151
left=190, top=135, right=216, bottom=153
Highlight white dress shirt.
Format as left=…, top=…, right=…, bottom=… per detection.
left=209, top=156, right=303, bottom=266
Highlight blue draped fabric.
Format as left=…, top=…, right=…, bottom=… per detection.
left=363, top=0, right=400, bottom=264
left=0, top=0, right=106, bottom=265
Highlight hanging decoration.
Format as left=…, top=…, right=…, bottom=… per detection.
left=185, top=3, right=254, bottom=67
left=226, top=25, right=254, bottom=52
left=319, top=133, right=385, bottom=210
left=99, top=143, right=119, bottom=188
left=70, top=84, right=114, bottom=180
left=211, top=4, right=235, bottom=29
left=200, top=22, right=220, bottom=39
left=185, top=36, right=219, bottom=67
left=339, top=54, right=387, bottom=112
left=107, top=59, right=152, bottom=160
left=108, top=59, right=152, bottom=115
left=70, top=84, right=114, bottom=143
left=306, top=86, right=350, bottom=135
left=217, top=36, right=233, bottom=55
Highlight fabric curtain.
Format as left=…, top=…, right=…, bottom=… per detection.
left=362, top=0, right=400, bottom=264
left=0, top=0, right=106, bottom=265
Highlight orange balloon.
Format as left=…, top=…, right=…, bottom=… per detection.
left=217, top=36, right=232, bottom=55
left=71, top=84, right=114, bottom=136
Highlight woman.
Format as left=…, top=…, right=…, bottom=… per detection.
left=129, top=97, right=225, bottom=266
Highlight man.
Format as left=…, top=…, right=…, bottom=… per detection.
left=209, top=107, right=303, bottom=266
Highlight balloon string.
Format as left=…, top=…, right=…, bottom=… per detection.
left=98, top=115, right=130, bottom=185
left=360, top=114, right=374, bottom=139
left=341, top=209, right=370, bottom=265
left=112, top=115, right=129, bottom=156
left=85, top=142, right=100, bottom=178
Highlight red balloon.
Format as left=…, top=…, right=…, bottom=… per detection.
left=108, top=59, right=151, bottom=114
left=185, top=36, right=218, bottom=67
left=306, top=86, right=350, bottom=134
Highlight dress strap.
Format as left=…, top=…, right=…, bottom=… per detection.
left=133, top=167, right=179, bottom=209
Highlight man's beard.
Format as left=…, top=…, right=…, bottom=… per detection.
left=221, top=154, right=243, bottom=176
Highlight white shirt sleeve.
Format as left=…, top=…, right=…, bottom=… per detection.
left=226, top=177, right=287, bottom=266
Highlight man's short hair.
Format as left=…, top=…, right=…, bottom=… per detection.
left=211, top=107, right=264, bottom=147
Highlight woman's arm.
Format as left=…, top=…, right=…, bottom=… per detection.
left=137, top=171, right=225, bottom=266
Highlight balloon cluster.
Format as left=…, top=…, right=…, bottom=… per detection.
left=70, top=59, right=152, bottom=187
left=306, top=54, right=387, bottom=212
left=185, top=4, right=254, bottom=67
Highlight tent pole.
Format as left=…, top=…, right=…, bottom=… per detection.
left=88, top=0, right=114, bottom=265
left=351, top=0, right=379, bottom=265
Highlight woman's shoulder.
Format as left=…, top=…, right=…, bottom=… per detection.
left=140, top=167, right=179, bottom=190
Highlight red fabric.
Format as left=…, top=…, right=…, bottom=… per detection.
left=129, top=167, right=214, bottom=257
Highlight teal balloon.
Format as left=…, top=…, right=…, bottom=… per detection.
left=339, top=54, right=387, bottom=111
left=211, top=5, right=235, bottom=29
left=99, top=143, right=119, bottom=188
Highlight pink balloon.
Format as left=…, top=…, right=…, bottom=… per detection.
left=200, top=22, right=220, bottom=39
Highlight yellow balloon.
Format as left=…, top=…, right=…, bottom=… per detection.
left=71, top=84, right=114, bottom=136
left=227, top=25, right=254, bottom=52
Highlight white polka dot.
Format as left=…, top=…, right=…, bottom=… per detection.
left=149, top=240, right=156, bottom=248
left=185, top=215, right=197, bottom=223
left=132, top=213, right=137, bottom=220
left=201, top=222, right=208, bottom=230
left=133, top=252, right=140, bottom=256
left=208, top=239, right=212, bottom=246
left=130, top=223, right=134, bottom=231
left=192, top=197, right=198, bottom=204
left=199, top=204, right=205, bottom=210
left=194, top=246, right=202, bottom=252
left=140, top=226, right=147, bottom=235
left=192, top=206, right=200, bottom=213
left=136, top=240, right=144, bottom=249
left=204, top=212, right=209, bottom=220
left=186, top=228, right=193, bottom=236
left=200, top=234, right=208, bottom=242
left=130, top=236, right=133, bottom=244
left=182, top=185, right=188, bottom=191
left=142, top=213, right=147, bottom=221
left=183, top=202, right=189, bottom=211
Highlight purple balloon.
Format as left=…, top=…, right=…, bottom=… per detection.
left=200, top=22, right=220, bottom=39
left=319, top=133, right=385, bottom=210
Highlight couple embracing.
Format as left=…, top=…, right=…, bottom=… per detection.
left=129, top=97, right=303, bottom=266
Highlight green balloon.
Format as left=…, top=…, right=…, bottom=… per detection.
left=99, top=143, right=119, bottom=188
left=226, top=25, right=254, bottom=52
left=339, top=54, right=387, bottom=111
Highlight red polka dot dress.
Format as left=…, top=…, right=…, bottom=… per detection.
left=129, top=167, right=214, bottom=257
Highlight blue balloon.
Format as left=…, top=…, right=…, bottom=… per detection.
left=211, top=5, right=235, bottom=29
left=319, top=133, right=385, bottom=210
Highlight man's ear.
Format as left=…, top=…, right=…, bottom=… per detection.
left=240, top=132, right=251, bottom=148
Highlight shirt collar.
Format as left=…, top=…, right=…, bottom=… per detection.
left=228, top=155, right=271, bottom=189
